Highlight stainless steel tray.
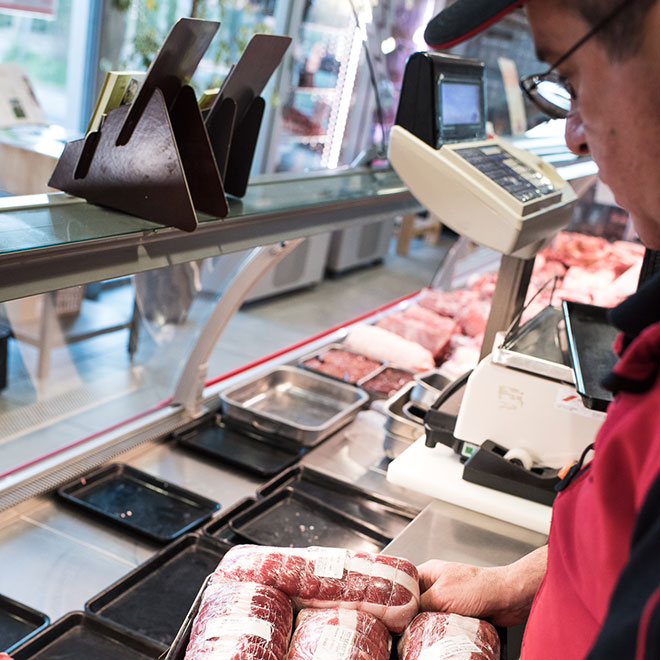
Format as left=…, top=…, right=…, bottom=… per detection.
left=220, top=365, right=369, bottom=446
left=384, top=382, right=424, bottom=444
left=410, top=369, right=451, bottom=409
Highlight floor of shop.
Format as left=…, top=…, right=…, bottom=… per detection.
left=0, top=237, right=451, bottom=472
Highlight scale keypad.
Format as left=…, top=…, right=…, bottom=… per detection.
left=456, top=145, right=556, bottom=202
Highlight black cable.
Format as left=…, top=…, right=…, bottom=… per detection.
left=346, top=0, right=387, bottom=156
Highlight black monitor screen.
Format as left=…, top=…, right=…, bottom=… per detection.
left=441, top=82, right=481, bottom=125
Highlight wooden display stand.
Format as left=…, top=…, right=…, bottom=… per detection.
left=49, top=23, right=291, bottom=231
left=49, top=18, right=227, bottom=232
left=204, top=33, right=291, bottom=197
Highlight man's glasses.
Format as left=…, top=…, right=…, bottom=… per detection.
left=520, top=0, right=633, bottom=119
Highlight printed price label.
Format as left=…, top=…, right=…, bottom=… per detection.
left=418, top=635, right=482, bottom=660
left=313, top=548, right=347, bottom=579
left=313, top=626, right=356, bottom=660
left=204, top=616, right=272, bottom=642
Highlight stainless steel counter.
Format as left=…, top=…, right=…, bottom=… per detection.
left=0, top=402, right=547, bottom=641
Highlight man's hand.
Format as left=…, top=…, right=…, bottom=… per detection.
left=417, top=545, right=548, bottom=627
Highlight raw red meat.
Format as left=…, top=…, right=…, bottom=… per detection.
left=377, top=309, right=457, bottom=359
left=362, top=367, right=414, bottom=398
left=213, top=545, right=420, bottom=633
left=302, top=348, right=382, bottom=383
left=184, top=580, right=293, bottom=660
left=346, top=325, right=435, bottom=373
left=418, top=289, right=480, bottom=319
left=287, top=608, right=391, bottom=660
left=398, top=612, right=499, bottom=660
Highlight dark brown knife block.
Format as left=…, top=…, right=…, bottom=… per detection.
left=48, top=83, right=228, bottom=233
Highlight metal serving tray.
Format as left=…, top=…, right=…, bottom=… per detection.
left=85, top=534, right=233, bottom=649
left=58, top=463, right=220, bottom=544
left=176, top=416, right=305, bottom=477
left=203, top=497, right=258, bottom=544
left=0, top=594, right=49, bottom=654
left=299, top=343, right=384, bottom=385
left=257, top=465, right=418, bottom=540
left=11, top=612, right=163, bottom=660
left=228, top=487, right=391, bottom=551
left=384, top=382, right=425, bottom=442
left=410, top=369, right=451, bottom=409
left=220, top=365, right=369, bottom=446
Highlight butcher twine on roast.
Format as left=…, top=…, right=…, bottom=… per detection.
left=184, top=580, right=293, bottom=660
left=398, top=612, right=500, bottom=660
left=287, top=608, right=392, bottom=660
left=213, top=545, right=420, bottom=633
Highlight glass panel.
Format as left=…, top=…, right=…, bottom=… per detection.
left=0, top=169, right=406, bottom=255
left=0, top=252, right=250, bottom=476
left=0, top=0, right=91, bottom=131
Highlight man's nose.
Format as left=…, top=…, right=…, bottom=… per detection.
left=565, top=108, right=590, bottom=156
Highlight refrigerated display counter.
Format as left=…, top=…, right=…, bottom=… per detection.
left=1, top=165, right=612, bottom=659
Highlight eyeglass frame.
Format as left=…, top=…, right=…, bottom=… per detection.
left=520, top=0, right=635, bottom=119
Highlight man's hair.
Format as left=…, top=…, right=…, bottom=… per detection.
left=564, top=0, right=658, bottom=60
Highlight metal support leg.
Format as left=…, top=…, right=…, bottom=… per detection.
left=480, top=254, right=536, bottom=361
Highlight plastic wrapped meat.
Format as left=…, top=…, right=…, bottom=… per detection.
left=213, top=545, right=420, bottom=633
left=398, top=612, right=499, bottom=660
left=287, top=608, right=391, bottom=660
left=377, top=307, right=457, bottom=359
left=184, top=580, right=293, bottom=660
left=302, top=348, right=382, bottom=383
left=345, top=325, right=434, bottom=373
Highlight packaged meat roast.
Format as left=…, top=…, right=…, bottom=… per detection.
left=184, top=579, right=293, bottom=660
left=398, top=612, right=499, bottom=660
left=213, top=545, right=420, bottom=633
left=287, top=608, right=392, bottom=660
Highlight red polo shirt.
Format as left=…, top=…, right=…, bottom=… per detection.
left=521, top=317, right=660, bottom=659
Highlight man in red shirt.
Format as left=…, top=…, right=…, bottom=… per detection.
left=418, top=1, right=660, bottom=658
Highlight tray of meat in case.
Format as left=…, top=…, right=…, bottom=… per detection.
left=10, top=612, right=163, bottom=660
left=85, top=534, right=233, bottom=649
left=299, top=343, right=384, bottom=385
left=226, top=485, right=395, bottom=552
left=176, top=414, right=306, bottom=477
left=257, top=466, right=418, bottom=541
left=57, top=464, right=220, bottom=544
left=0, top=594, right=49, bottom=654
left=220, top=365, right=369, bottom=446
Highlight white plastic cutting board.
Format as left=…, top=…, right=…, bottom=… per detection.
left=387, top=438, right=552, bottom=535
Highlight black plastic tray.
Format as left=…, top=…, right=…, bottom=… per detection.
left=258, top=466, right=418, bottom=540
left=228, top=487, right=391, bottom=551
left=563, top=301, right=618, bottom=411
left=0, top=595, right=49, bottom=654
left=202, top=497, right=258, bottom=544
left=11, top=612, right=163, bottom=660
left=57, top=463, right=220, bottom=544
left=176, top=417, right=305, bottom=477
left=85, top=533, right=233, bottom=648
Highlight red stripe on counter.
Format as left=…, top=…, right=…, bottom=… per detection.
left=1, top=288, right=424, bottom=480
left=205, top=288, right=424, bottom=387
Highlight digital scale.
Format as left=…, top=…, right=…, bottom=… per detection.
left=389, top=52, right=576, bottom=258
left=386, top=52, right=608, bottom=533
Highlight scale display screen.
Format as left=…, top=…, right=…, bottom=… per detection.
left=441, top=82, right=481, bottom=126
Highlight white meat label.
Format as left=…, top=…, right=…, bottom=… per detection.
left=418, top=635, right=482, bottom=660
left=203, top=616, right=273, bottom=642
left=313, top=625, right=356, bottom=660
left=313, top=548, right=347, bottom=578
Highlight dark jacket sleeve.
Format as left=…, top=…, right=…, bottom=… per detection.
left=587, top=469, right=660, bottom=659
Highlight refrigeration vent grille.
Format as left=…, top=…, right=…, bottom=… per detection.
left=0, top=417, right=184, bottom=513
